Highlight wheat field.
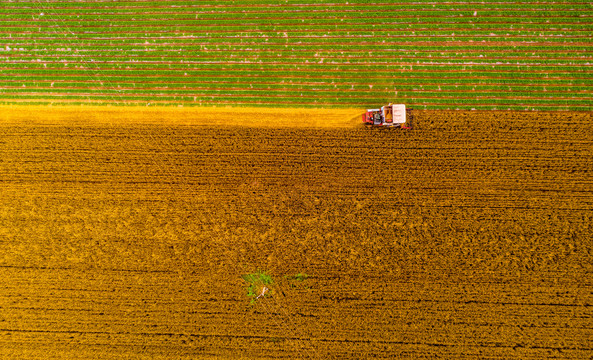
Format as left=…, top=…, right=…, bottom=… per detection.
left=1, top=108, right=592, bottom=358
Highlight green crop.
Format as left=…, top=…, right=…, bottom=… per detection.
left=2, top=0, right=592, bottom=110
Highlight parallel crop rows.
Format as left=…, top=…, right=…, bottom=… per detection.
left=1, top=0, right=592, bottom=110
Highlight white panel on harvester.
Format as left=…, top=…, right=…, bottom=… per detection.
left=392, top=104, right=406, bottom=124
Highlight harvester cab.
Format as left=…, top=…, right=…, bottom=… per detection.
left=362, top=103, right=410, bottom=128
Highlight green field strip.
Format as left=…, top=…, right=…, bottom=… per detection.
left=7, top=35, right=592, bottom=45
left=7, top=5, right=593, bottom=15
left=5, top=23, right=593, bottom=32
left=4, top=82, right=592, bottom=95
left=10, top=1, right=593, bottom=6
left=3, top=85, right=591, bottom=100
left=4, top=36, right=590, bottom=49
left=9, top=4, right=593, bottom=13
left=8, top=1, right=593, bottom=10
left=4, top=91, right=589, bottom=103
left=4, top=57, right=593, bottom=68
left=7, top=86, right=591, bottom=99
left=6, top=9, right=593, bottom=20
left=6, top=66, right=592, bottom=79
left=10, top=0, right=593, bottom=5
left=11, top=63, right=584, bottom=73
left=8, top=73, right=593, bottom=87
left=7, top=50, right=591, bottom=61
left=5, top=19, right=593, bottom=29
left=3, top=80, right=592, bottom=94
left=4, top=63, right=592, bottom=76
left=1, top=0, right=591, bottom=109
left=5, top=55, right=593, bottom=66
left=5, top=12, right=593, bottom=23
left=3, top=88, right=590, bottom=103
left=6, top=31, right=592, bottom=41
left=5, top=56, right=593, bottom=67
left=0, top=98, right=589, bottom=111
left=4, top=44, right=592, bottom=55
left=6, top=12, right=591, bottom=20
left=2, top=93, right=589, bottom=110
left=1, top=99, right=588, bottom=112
left=5, top=21, right=592, bottom=34
left=6, top=27, right=593, bottom=35
left=6, top=76, right=593, bottom=88
left=6, top=75, right=592, bottom=89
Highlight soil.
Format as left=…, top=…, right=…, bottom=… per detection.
left=0, top=110, right=592, bottom=359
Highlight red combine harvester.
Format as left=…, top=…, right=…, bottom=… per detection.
left=362, top=103, right=410, bottom=128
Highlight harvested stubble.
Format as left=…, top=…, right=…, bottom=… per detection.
left=0, top=108, right=592, bottom=359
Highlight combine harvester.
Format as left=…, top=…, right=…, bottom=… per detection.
left=362, top=103, right=410, bottom=129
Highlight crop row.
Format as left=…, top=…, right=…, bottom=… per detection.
left=0, top=43, right=591, bottom=52
left=3, top=99, right=587, bottom=111
left=0, top=78, right=593, bottom=94
left=7, top=66, right=591, bottom=77
left=8, top=75, right=593, bottom=91
left=6, top=8, right=593, bottom=18
left=2, top=97, right=590, bottom=112
left=11, top=4, right=593, bottom=12
left=13, top=0, right=593, bottom=5
left=5, top=19, right=593, bottom=28
left=3, top=89, right=590, bottom=104
left=9, top=11, right=591, bottom=18
left=5, top=22, right=593, bottom=31
left=6, top=35, right=592, bottom=44
left=10, top=28, right=585, bottom=34
left=4, top=97, right=587, bottom=110
left=5, top=35, right=591, bottom=43
left=11, top=1, right=593, bottom=9
left=6, top=13, right=590, bottom=26
left=6, top=75, right=592, bottom=86
left=11, top=4, right=593, bottom=13
left=6, top=57, right=593, bottom=67
left=1, top=96, right=589, bottom=109
left=4, top=81, right=591, bottom=93
left=9, top=70, right=591, bottom=81
left=4, top=60, right=592, bottom=69
left=3, top=86, right=590, bottom=101
left=3, top=92, right=589, bottom=104
left=6, top=51, right=592, bottom=60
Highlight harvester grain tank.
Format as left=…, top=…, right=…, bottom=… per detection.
left=362, top=103, right=409, bottom=128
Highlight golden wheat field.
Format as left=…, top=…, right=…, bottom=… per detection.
left=1, top=107, right=592, bottom=359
